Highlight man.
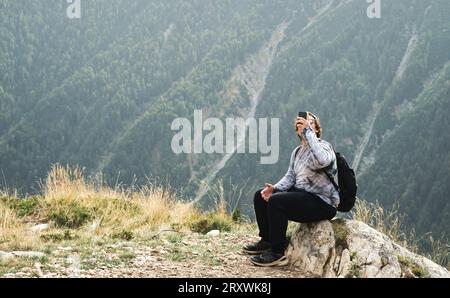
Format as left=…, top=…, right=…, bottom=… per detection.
left=243, top=112, right=339, bottom=267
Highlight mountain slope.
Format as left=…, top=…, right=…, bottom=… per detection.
left=0, top=0, right=449, bottom=245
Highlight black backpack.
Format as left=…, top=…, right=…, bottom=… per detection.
left=295, top=146, right=358, bottom=212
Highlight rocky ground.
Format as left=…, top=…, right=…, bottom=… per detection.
left=0, top=228, right=302, bottom=278
left=2, top=220, right=448, bottom=278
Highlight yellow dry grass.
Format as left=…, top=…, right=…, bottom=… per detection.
left=0, top=203, right=40, bottom=251
left=0, top=164, right=201, bottom=251
left=352, top=199, right=449, bottom=268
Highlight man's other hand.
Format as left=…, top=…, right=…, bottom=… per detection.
left=261, top=183, right=274, bottom=202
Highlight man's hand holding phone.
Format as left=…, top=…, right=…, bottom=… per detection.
left=261, top=183, right=274, bottom=202
left=295, top=111, right=311, bottom=135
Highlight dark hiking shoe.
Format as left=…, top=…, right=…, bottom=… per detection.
left=250, top=251, right=288, bottom=267
left=242, top=240, right=271, bottom=255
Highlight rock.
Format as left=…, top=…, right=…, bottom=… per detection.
left=344, top=220, right=402, bottom=278
left=34, top=262, right=44, bottom=278
left=30, top=224, right=50, bottom=232
left=392, top=241, right=449, bottom=278
left=0, top=251, right=45, bottom=261
left=67, top=255, right=81, bottom=278
left=285, top=219, right=450, bottom=278
left=206, top=230, right=220, bottom=237
left=285, top=221, right=336, bottom=277
left=403, top=268, right=416, bottom=278
left=337, top=249, right=351, bottom=277
left=333, top=254, right=341, bottom=273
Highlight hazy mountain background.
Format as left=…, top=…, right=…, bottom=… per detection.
left=0, top=0, right=449, bottom=251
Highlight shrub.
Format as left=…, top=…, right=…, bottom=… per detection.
left=189, top=213, right=233, bottom=234
left=398, top=256, right=430, bottom=278
left=232, top=209, right=242, bottom=223
left=0, top=196, right=41, bottom=217
left=48, top=201, right=92, bottom=229
left=40, top=230, right=77, bottom=242
left=346, top=263, right=361, bottom=278
left=332, top=218, right=350, bottom=251
left=111, top=230, right=134, bottom=241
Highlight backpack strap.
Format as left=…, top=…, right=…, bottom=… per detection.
left=323, top=146, right=340, bottom=192
left=295, top=144, right=339, bottom=192
left=294, top=146, right=302, bottom=158
left=324, top=163, right=339, bottom=192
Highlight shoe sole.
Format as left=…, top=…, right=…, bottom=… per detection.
left=242, top=248, right=271, bottom=255
left=250, top=256, right=289, bottom=267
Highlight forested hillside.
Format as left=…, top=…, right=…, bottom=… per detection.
left=0, top=0, right=449, bottom=247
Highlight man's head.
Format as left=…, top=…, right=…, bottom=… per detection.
left=295, top=111, right=322, bottom=138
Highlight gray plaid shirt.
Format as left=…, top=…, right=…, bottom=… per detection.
left=273, top=127, right=340, bottom=208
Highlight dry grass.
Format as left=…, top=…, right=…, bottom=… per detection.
left=0, top=203, right=20, bottom=230
left=352, top=199, right=449, bottom=269
left=43, top=165, right=197, bottom=234
left=0, top=164, right=243, bottom=253
left=352, top=200, right=406, bottom=245
left=0, top=164, right=202, bottom=251
left=0, top=202, right=41, bottom=251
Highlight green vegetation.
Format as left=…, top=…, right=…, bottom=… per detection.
left=0, top=256, right=48, bottom=277
left=166, top=233, right=182, bottom=244
left=346, top=263, right=362, bottom=278
left=189, top=212, right=234, bottom=234
left=0, top=196, right=42, bottom=218
left=398, top=256, right=430, bottom=278
left=49, top=202, right=92, bottom=229
left=0, top=0, right=448, bottom=262
left=40, top=230, right=77, bottom=242
left=332, top=219, right=350, bottom=251
left=111, top=230, right=134, bottom=241
left=119, top=251, right=136, bottom=263
left=232, top=209, right=242, bottom=223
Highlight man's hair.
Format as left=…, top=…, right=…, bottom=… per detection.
left=307, top=112, right=322, bottom=138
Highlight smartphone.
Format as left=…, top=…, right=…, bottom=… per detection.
left=296, top=111, right=307, bottom=131
left=298, top=111, right=307, bottom=119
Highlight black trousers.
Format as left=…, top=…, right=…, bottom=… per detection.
left=253, top=186, right=337, bottom=254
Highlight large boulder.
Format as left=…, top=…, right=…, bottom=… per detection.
left=286, top=219, right=450, bottom=278
left=285, top=220, right=336, bottom=277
